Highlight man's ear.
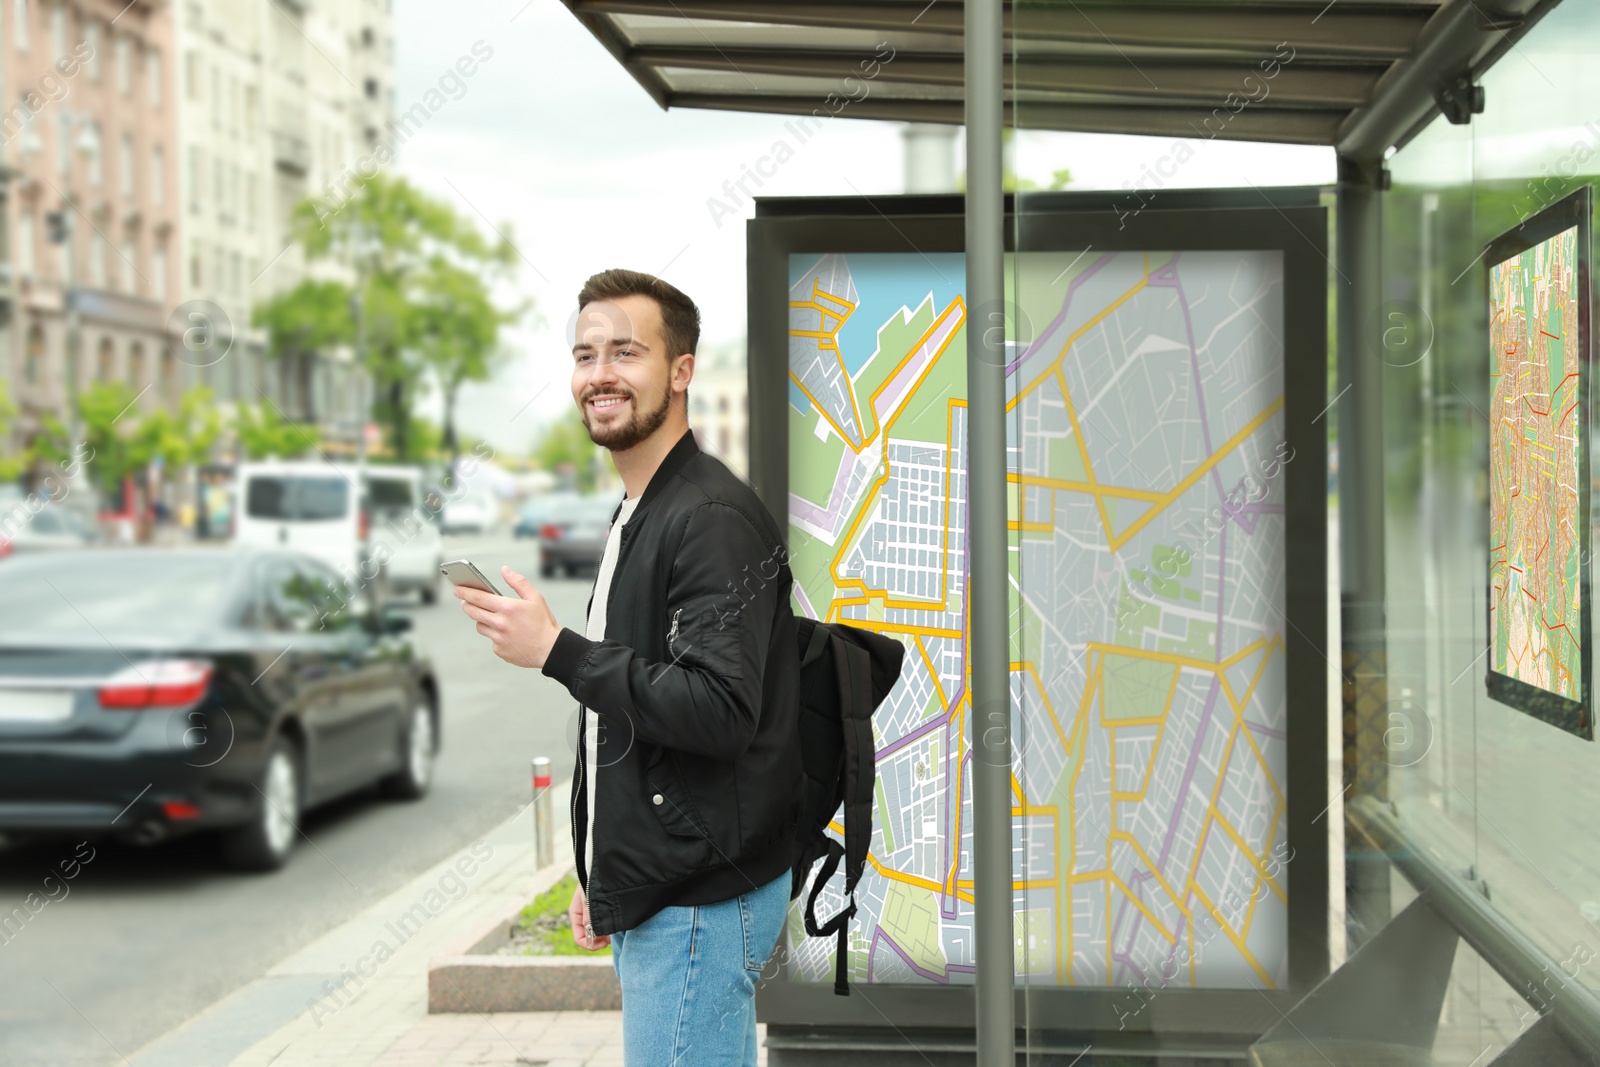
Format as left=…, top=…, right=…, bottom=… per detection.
left=672, top=352, right=695, bottom=394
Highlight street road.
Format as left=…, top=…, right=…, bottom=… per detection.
left=0, top=532, right=595, bottom=1067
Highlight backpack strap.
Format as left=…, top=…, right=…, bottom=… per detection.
left=803, top=836, right=856, bottom=995
left=834, top=633, right=875, bottom=897
left=801, top=619, right=831, bottom=668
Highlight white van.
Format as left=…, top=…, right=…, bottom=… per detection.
left=233, top=462, right=444, bottom=604
left=363, top=466, right=445, bottom=604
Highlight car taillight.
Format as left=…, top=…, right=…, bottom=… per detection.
left=540, top=524, right=562, bottom=541
left=0, top=537, right=11, bottom=559
left=99, top=660, right=214, bottom=709
left=359, top=508, right=370, bottom=541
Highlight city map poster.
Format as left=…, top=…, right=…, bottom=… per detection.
left=1486, top=188, right=1592, bottom=739
left=786, top=250, right=1291, bottom=990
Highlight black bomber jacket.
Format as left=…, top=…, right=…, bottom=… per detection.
left=540, top=429, right=801, bottom=936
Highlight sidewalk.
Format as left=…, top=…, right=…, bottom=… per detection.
left=122, top=788, right=657, bottom=1067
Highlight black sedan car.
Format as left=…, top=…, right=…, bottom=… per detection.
left=0, top=547, right=439, bottom=871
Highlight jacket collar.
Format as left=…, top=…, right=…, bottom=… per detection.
left=633, top=427, right=700, bottom=515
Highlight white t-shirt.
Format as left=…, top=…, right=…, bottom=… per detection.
left=584, top=496, right=639, bottom=892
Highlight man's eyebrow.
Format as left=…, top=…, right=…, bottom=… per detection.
left=572, top=336, right=651, bottom=354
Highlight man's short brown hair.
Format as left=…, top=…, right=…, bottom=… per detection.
left=577, top=269, right=701, bottom=362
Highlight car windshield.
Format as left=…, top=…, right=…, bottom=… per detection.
left=366, top=474, right=414, bottom=511
left=0, top=552, right=234, bottom=644
left=246, top=475, right=349, bottom=521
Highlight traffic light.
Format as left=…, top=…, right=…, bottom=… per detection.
left=44, top=211, right=68, bottom=244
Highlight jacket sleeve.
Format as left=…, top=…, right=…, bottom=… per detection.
left=539, top=500, right=783, bottom=761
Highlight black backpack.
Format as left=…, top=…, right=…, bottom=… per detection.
left=790, top=616, right=906, bottom=995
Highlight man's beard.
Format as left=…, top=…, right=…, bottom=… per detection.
left=581, top=382, right=673, bottom=452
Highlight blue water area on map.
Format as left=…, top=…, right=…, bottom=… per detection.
left=789, top=252, right=967, bottom=384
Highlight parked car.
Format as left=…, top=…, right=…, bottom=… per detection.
left=538, top=496, right=619, bottom=578
left=440, top=490, right=499, bottom=535
left=0, top=547, right=440, bottom=871
left=364, top=466, right=444, bottom=605
left=0, top=502, right=100, bottom=556
left=513, top=492, right=583, bottom=540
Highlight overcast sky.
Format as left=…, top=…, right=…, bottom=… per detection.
left=390, top=1, right=1336, bottom=454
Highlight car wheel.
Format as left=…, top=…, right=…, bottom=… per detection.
left=541, top=564, right=555, bottom=579
left=381, top=698, right=435, bottom=800
left=222, top=735, right=299, bottom=872
left=420, top=582, right=438, bottom=605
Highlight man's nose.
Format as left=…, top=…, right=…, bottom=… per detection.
left=584, top=355, right=620, bottom=387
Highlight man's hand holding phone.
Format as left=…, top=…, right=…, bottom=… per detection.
left=450, top=564, right=561, bottom=669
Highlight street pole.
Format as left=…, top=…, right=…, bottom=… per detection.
left=351, top=291, right=366, bottom=470
left=965, top=0, right=1015, bottom=1062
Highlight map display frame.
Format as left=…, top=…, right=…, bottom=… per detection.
left=747, top=198, right=1330, bottom=1036
left=1484, top=187, right=1594, bottom=741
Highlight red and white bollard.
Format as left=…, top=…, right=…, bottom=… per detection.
left=531, top=756, right=554, bottom=869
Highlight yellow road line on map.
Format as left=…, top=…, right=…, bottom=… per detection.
left=1107, top=397, right=1285, bottom=553
left=1111, top=871, right=1177, bottom=944
left=1210, top=809, right=1286, bottom=905
left=1113, top=832, right=1190, bottom=919
left=1243, top=803, right=1287, bottom=934
left=916, top=636, right=948, bottom=711
left=1187, top=881, right=1274, bottom=986
left=1009, top=472, right=1165, bottom=503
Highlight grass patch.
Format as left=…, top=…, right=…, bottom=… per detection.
left=505, top=872, right=610, bottom=957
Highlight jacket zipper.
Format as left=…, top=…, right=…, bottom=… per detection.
left=574, top=708, right=595, bottom=941
left=667, top=608, right=682, bottom=651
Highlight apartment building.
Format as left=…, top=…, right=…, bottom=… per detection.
left=174, top=0, right=394, bottom=450
left=4, top=0, right=179, bottom=447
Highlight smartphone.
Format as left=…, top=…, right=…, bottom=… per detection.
left=439, top=559, right=504, bottom=596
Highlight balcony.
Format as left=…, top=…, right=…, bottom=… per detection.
left=272, top=130, right=309, bottom=176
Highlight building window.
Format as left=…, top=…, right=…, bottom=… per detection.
left=151, top=145, right=163, bottom=206
left=244, top=172, right=256, bottom=230
left=212, top=158, right=223, bottom=221
left=49, top=3, right=62, bottom=59
left=55, top=112, right=69, bottom=176
left=96, top=336, right=113, bottom=381
left=17, top=210, right=34, bottom=275
left=244, top=85, right=257, bottom=132
left=127, top=343, right=144, bottom=389
left=114, top=35, right=129, bottom=94
left=119, top=133, right=132, bottom=196
left=152, top=241, right=166, bottom=301
left=120, top=236, right=135, bottom=293
left=24, top=326, right=43, bottom=385
left=84, top=21, right=97, bottom=79
left=189, top=247, right=199, bottom=287
left=160, top=347, right=176, bottom=402
left=13, top=0, right=26, bottom=51
left=187, top=146, right=200, bottom=213
left=183, top=49, right=196, bottom=99
left=147, top=48, right=160, bottom=107
left=364, top=77, right=378, bottom=100
left=89, top=230, right=106, bottom=288
left=87, top=121, right=101, bottom=184
left=209, top=66, right=218, bottom=128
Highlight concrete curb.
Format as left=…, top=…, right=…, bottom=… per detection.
left=426, top=881, right=621, bottom=1013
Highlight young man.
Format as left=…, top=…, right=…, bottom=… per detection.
left=454, top=269, right=801, bottom=1065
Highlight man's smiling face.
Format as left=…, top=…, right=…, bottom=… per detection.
left=571, top=294, right=686, bottom=452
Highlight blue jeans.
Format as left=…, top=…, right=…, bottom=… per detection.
left=610, top=872, right=790, bottom=1066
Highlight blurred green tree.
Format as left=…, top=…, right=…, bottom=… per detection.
left=268, top=172, right=522, bottom=463
left=534, top=409, right=599, bottom=493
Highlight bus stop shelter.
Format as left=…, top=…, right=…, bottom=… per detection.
left=563, top=1, right=1600, bottom=1063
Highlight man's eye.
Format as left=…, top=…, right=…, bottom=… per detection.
left=576, top=354, right=594, bottom=365
left=616, top=350, right=637, bottom=361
